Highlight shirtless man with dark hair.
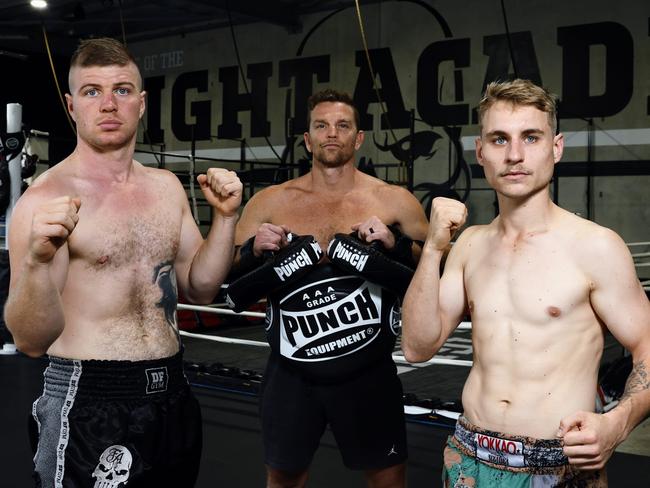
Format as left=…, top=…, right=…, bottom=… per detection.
left=402, top=78, right=650, bottom=487
left=232, top=89, right=428, bottom=488
left=5, top=37, right=242, bottom=487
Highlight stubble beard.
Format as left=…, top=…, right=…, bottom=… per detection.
left=313, top=145, right=354, bottom=168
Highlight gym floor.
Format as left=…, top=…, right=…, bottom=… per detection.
left=2, top=324, right=649, bottom=487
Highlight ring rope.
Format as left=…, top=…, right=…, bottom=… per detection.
left=177, top=303, right=265, bottom=318
left=177, top=303, right=471, bottom=330
left=179, top=330, right=269, bottom=348
left=177, top=303, right=473, bottom=367
left=392, top=355, right=472, bottom=367
left=178, top=330, right=472, bottom=367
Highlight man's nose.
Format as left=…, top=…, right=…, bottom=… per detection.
left=506, top=139, right=524, bottom=163
left=100, top=92, right=117, bottom=112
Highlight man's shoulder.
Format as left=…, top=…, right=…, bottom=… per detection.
left=554, top=210, right=629, bottom=266
left=248, top=178, right=303, bottom=203
left=455, top=224, right=490, bottom=246
left=137, top=163, right=176, bottom=182
left=557, top=208, right=619, bottom=243
left=364, top=175, right=416, bottom=200
left=136, top=164, right=188, bottom=194
left=22, top=163, right=72, bottom=200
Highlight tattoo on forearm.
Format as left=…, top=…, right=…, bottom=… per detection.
left=619, top=361, right=650, bottom=403
left=153, top=261, right=180, bottom=343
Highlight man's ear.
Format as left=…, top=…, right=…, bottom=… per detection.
left=139, top=90, right=147, bottom=119
left=475, top=137, right=484, bottom=167
left=304, top=132, right=312, bottom=153
left=65, top=93, right=76, bottom=122
left=553, top=133, right=564, bottom=164
left=355, top=130, right=364, bottom=150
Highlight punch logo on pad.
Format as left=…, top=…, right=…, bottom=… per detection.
left=145, top=367, right=168, bottom=394
left=278, top=276, right=383, bottom=362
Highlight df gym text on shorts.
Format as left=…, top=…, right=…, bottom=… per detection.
left=442, top=416, right=607, bottom=487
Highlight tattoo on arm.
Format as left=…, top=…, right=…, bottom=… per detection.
left=619, top=361, right=650, bottom=403
left=153, top=261, right=180, bottom=343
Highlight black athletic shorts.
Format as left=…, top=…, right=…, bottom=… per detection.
left=260, top=353, right=407, bottom=472
left=31, top=351, right=202, bottom=488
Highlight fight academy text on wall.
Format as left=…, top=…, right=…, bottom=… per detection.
left=139, top=16, right=645, bottom=145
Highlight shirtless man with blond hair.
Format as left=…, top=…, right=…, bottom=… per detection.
left=5, top=38, right=242, bottom=487
left=402, top=79, right=650, bottom=487
left=230, top=89, right=428, bottom=488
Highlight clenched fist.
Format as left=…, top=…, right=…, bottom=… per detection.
left=197, top=168, right=243, bottom=217
left=29, top=196, right=81, bottom=264
left=427, top=197, right=467, bottom=251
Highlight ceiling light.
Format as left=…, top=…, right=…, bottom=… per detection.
left=30, top=0, right=48, bottom=9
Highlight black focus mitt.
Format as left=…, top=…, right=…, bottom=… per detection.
left=225, top=234, right=323, bottom=312
left=327, top=233, right=414, bottom=296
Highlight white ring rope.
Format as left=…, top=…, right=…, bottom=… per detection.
left=178, top=303, right=265, bottom=318
left=179, top=329, right=269, bottom=348
left=177, top=303, right=474, bottom=367
left=392, top=355, right=473, bottom=367
left=179, top=329, right=473, bottom=367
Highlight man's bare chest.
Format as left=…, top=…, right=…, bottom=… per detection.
left=271, top=197, right=390, bottom=245
left=464, top=243, right=590, bottom=323
left=69, top=201, right=181, bottom=269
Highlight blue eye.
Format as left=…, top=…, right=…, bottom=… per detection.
left=494, top=136, right=506, bottom=145
left=525, top=135, right=537, bottom=143
left=85, top=88, right=99, bottom=97
left=115, top=87, right=130, bottom=96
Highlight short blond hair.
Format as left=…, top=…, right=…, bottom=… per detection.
left=478, top=79, right=558, bottom=134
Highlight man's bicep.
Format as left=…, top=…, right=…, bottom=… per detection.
left=173, top=180, right=204, bottom=294
left=589, top=233, right=650, bottom=354
left=439, top=252, right=468, bottom=330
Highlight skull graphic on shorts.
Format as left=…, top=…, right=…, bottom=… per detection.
left=92, top=445, right=133, bottom=488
